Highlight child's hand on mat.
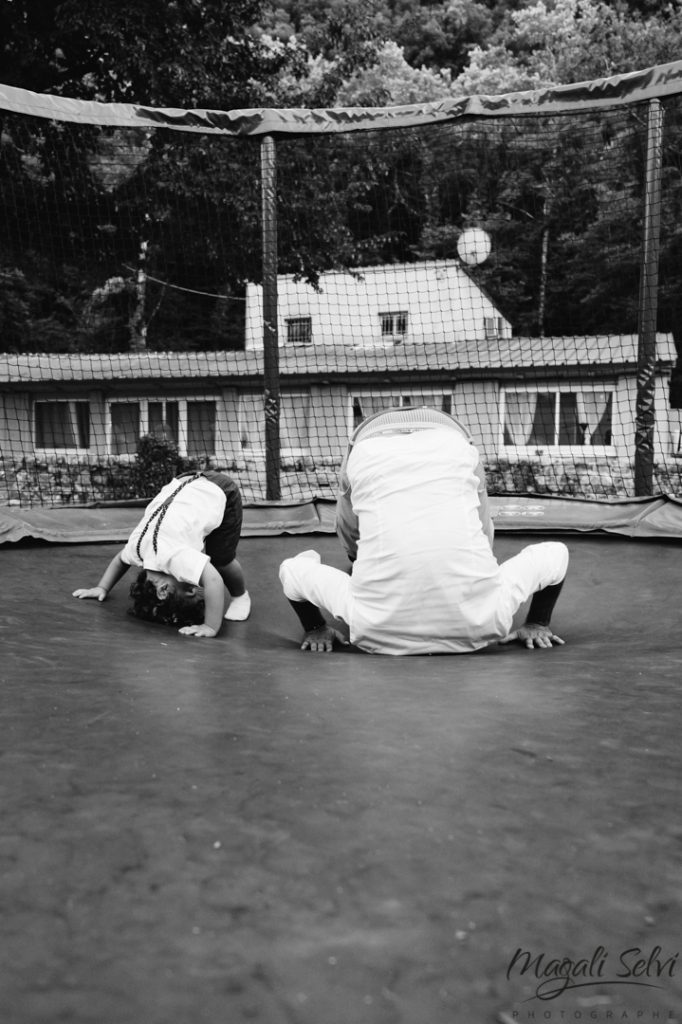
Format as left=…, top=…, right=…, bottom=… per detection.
left=499, top=623, right=565, bottom=650
left=178, top=623, right=218, bottom=638
left=300, top=625, right=347, bottom=653
left=72, top=586, right=108, bottom=602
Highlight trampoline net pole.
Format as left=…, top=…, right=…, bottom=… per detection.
left=635, top=98, right=663, bottom=498
left=261, top=134, right=281, bottom=501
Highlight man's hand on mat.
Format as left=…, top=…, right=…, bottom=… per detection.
left=300, top=625, right=346, bottom=653
left=72, top=586, right=108, bottom=602
left=499, top=623, right=565, bottom=650
left=178, top=623, right=218, bottom=638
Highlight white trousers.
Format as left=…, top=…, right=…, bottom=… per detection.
left=279, top=541, right=569, bottom=650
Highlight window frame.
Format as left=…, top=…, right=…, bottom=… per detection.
left=379, top=310, right=408, bottom=341
left=672, top=429, right=682, bottom=459
left=33, top=398, right=91, bottom=454
left=285, top=316, right=313, bottom=346
left=238, top=389, right=313, bottom=460
left=348, top=387, right=454, bottom=436
left=484, top=316, right=503, bottom=340
left=499, top=384, right=616, bottom=457
left=106, top=395, right=218, bottom=458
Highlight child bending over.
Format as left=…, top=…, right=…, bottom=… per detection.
left=73, top=471, right=250, bottom=638
left=280, top=407, right=568, bottom=656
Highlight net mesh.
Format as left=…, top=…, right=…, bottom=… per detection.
left=1, top=75, right=681, bottom=508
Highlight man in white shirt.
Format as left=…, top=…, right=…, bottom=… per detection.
left=279, top=407, right=568, bottom=656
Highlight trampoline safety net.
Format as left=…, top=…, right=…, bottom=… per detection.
left=1, top=63, right=682, bottom=509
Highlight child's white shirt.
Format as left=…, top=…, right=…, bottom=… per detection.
left=121, top=476, right=227, bottom=585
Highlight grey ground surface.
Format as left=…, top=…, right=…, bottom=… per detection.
left=1, top=534, right=681, bottom=1024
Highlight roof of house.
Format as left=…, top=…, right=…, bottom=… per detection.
left=262, top=257, right=479, bottom=284
left=0, top=334, right=676, bottom=385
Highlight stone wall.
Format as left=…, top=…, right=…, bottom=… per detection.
left=486, top=456, right=682, bottom=500
left=2, top=453, right=682, bottom=508
left=0, top=455, right=138, bottom=507
left=0, top=453, right=342, bottom=507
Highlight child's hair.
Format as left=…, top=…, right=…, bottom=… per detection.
left=128, top=571, right=205, bottom=627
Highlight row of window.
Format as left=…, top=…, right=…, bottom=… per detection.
left=285, top=313, right=504, bottom=344
left=35, top=399, right=217, bottom=457
left=31, top=388, right=621, bottom=457
left=286, top=312, right=410, bottom=346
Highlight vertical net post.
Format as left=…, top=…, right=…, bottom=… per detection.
left=634, top=98, right=663, bottom=497
left=261, top=134, right=281, bottom=501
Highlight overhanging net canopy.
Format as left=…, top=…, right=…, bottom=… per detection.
left=0, top=63, right=681, bottom=508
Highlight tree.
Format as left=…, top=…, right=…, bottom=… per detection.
left=445, top=0, right=682, bottom=336
left=257, top=0, right=383, bottom=106
left=391, top=0, right=494, bottom=75
left=452, top=0, right=682, bottom=95
left=1, top=0, right=286, bottom=108
left=0, top=0, right=297, bottom=353
left=4, top=0, right=682, bottom=354
left=0, top=267, right=30, bottom=350
left=335, top=40, right=455, bottom=105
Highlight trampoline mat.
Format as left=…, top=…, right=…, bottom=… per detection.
left=2, top=532, right=682, bottom=1022
left=2, top=493, right=682, bottom=544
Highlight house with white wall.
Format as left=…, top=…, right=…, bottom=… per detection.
left=244, top=260, right=512, bottom=351
left=0, top=331, right=680, bottom=505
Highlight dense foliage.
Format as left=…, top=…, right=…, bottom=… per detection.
left=1, top=0, right=682, bottom=352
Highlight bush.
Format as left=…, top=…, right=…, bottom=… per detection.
left=131, top=435, right=195, bottom=497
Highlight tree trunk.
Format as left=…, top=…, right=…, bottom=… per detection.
left=538, top=216, right=549, bottom=338
left=129, top=233, right=149, bottom=351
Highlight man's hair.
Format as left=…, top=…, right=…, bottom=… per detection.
left=128, top=571, right=205, bottom=627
